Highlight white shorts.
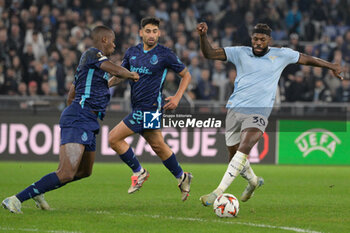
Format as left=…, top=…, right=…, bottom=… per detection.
left=225, top=109, right=268, bottom=146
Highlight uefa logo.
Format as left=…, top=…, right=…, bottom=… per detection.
left=143, top=110, right=162, bottom=129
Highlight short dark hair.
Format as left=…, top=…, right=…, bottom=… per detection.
left=253, top=23, right=272, bottom=36
left=91, top=25, right=113, bottom=42
left=141, top=17, right=160, bottom=28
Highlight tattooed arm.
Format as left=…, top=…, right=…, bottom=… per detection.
left=197, top=22, right=227, bottom=61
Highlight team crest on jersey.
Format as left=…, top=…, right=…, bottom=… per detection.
left=150, top=54, right=158, bottom=65
left=81, top=132, right=88, bottom=142
left=131, top=56, right=136, bottom=60
left=269, top=56, right=277, bottom=62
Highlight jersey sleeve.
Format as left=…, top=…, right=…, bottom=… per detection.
left=280, top=47, right=300, bottom=65
left=224, top=46, right=240, bottom=64
left=165, top=49, right=186, bottom=73
left=81, top=48, right=109, bottom=69
left=121, top=49, right=130, bottom=70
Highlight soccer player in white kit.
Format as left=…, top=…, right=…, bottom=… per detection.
left=196, top=22, right=344, bottom=206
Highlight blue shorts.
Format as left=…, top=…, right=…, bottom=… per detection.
left=59, top=102, right=100, bottom=151
left=123, top=109, right=162, bottom=134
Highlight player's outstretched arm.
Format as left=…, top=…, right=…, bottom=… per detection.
left=163, top=68, right=191, bottom=110
left=66, top=84, right=75, bottom=106
left=197, top=22, right=226, bottom=61
left=297, top=53, right=344, bottom=80
left=100, top=60, right=139, bottom=82
left=108, top=76, right=123, bottom=87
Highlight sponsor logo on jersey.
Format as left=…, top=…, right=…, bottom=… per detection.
left=295, top=129, right=341, bottom=158
left=130, top=65, right=152, bottom=74
left=131, top=56, right=136, bottom=60
left=150, top=54, right=158, bottom=65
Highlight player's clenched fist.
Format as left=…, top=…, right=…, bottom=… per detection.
left=130, top=72, right=139, bottom=82
left=197, top=22, right=208, bottom=36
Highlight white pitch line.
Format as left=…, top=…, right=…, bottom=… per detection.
left=0, top=226, right=81, bottom=233
left=119, top=212, right=323, bottom=233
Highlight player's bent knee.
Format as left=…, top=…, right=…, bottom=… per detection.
left=149, top=142, right=165, bottom=154
left=77, top=169, right=92, bottom=178
left=56, top=171, right=76, bottom=183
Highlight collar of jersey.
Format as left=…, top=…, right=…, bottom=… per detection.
left=142, top=43, right=159, bottom=53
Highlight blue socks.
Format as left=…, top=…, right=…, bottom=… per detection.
left=16, top=172, right=61, bottom=202
left=163, top=153, right=183, bottom=178
left=119, top=147, right=141, bottom=172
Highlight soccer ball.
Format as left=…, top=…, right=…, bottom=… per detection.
left=213, top=193, right=239, bottom=217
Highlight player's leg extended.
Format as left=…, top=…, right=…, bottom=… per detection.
left=238, top=129, right=264, bottom=202
left=109, top=121, right=148, bottom=194
left=32, top=150, right=95, bottom=211
left=200, top=129, right=263, bottom=206
left=74, top=150, right=96, bottom=179
left=2, top=143, right=85, bottom=213
left=143, top=130, right=193, bottom=201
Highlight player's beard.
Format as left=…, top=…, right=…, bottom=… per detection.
left=253, top=46, right=269, bottom=57
left=145, top=38, right=157, bottom=47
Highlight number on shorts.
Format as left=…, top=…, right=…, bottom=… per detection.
left=252, top=116, right=265, bottom=126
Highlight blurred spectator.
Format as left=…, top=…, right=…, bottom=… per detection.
left=335, top=79, right=350, bottom=102
left=285, top=71, right=311, bottom=102
left=285, top=2, right=302, bottom=34
left=341, top=30, right=350, bottom=63
left=211, top=60, right=227, bottom=102
left=28, top=61, right=46, bottom=93
left=28, top=80, right=38, bottom=96
left=0, top=27, right=10, bottom=65
left=311, top=79, right=332, bottom=103
left=156, top=2, right=169, bottom=23
left=3, top=68, right=18, bottom=95
left=310, top=0, right=328, bottom=38
left=11, top=56, right=23, bottom=83
left=47, top=56, right=66, bottom=96
left=24, top=30, right=47, bottom=61
left=0, top=63, right=5, bottom=94
left=300, top=14, right=316, bottom=41
left=17, top=82, right=27, bottom=96
left=235, top=11, right=255, bottom=46
left=224, top=68, right=236, bottom=101
left=184, top=8, right=197, bottom=33
left=163, top=71, right=178, bottom=96
left=312, top=34, right=332, bottom=61
left=188, top=56, right=201, bottom=88
left=0, top=0, right=348, bottom=105
left=196, top=69, right=217, bottom=100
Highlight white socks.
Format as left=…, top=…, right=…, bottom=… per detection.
left=216, top=151, right=248, bottom=193
left=240, top=159, right=258, bottom=186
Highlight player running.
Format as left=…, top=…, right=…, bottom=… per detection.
left=108, top=17, right=193, bottom=201
left=2, top=25, right=139, bottom=213
left=197, top=22, right=343, bottom=206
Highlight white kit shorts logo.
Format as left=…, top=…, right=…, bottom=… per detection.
left=143, top=110, right=161, bottom=129
left=294, top=128, right=341, bottom=158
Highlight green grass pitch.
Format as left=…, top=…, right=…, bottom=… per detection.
left=0, top=162, right=349, bottom=233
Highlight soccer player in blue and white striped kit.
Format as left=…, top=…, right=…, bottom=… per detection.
left=197, top=22, right=344, bottom=206
left=2, top=26, right=139, bottom=213
left=108, top=17, right=193, bottom=201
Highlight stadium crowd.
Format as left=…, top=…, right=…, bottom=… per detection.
left=0, top=0, right=350, bottom=103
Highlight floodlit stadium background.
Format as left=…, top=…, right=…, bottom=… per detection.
left=0, top=0, right=349, bottom=164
